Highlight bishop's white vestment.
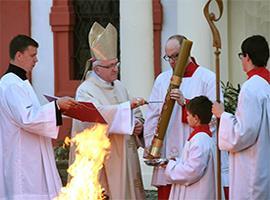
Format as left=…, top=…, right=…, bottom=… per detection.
left=69, top=71, right=145, bottom=200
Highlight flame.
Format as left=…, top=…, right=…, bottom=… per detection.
left=55, top=124, right=110, bottom=200
left=62, top=136, right=71, bottom=149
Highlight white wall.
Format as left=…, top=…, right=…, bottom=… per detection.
left=161, top=0, right=178, bottom=71
left=178, top=0, right=229, bottom=82
left=177, top=0, right=212, bottom=69
left=31, top=0, right=54, bottom=104
left=228, top=0, right=270, bottom=86
left=120, top=0, right=155, bottom=190
left=120, top=0, right=155, bottom=101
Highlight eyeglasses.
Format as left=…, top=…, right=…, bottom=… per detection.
left=238, top=52, right=245, bottom=59
left=97, top=62, right=120, bottom=69
left=163, top=53, right=179, bottom=62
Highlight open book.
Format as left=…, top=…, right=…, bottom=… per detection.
left=44, top=94, right=107, bottom=124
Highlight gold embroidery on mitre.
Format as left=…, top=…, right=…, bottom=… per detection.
left=88, top=22, right=117, bottom=60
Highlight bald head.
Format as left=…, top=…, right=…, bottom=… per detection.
left=165, top=35, right=189, bottom=69
left=166, top=35, right=187, bottom=47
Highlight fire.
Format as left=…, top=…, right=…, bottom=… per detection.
left=55, top=124, right=110, bottom=200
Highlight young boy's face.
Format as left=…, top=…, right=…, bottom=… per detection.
left=187, top=111, right=199, bottom=128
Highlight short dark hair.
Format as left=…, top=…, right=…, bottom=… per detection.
left=167, top=35, right=187, bottom=46
left=186, top=95, right=213, bottom=124
left=9, top=35, right=39, bottom=60
left=241, top=35, right=269, bottom=67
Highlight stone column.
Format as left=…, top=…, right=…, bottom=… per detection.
left=120, top=0, right=154, bottom=100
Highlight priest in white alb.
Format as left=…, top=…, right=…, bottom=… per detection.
left=144, top=34, right=229, bottom=199
left=0, top=35, right=78, bottom=200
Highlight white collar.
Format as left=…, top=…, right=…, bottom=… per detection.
left=89, top=71, right=113, bottom=86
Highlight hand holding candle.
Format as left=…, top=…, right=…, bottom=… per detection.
left=130, top=97, right=147, bottom=109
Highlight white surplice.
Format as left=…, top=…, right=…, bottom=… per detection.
left=165, top=133, right=216, bottom=200
left=0, top=83, right=5, bottom=198
left=219, top=75, right=270, bottom=200
left=144, top=66, right=229, bottom=187
left=0, top=73, right=62, bottom=200
left=69, top=71, right=145, bottom=200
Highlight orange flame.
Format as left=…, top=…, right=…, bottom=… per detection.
left=55, top=124, right=110, bottom=200
left=62, top=136, right=71, bottom=149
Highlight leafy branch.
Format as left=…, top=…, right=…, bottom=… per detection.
left=221, top=81, right=241, bottom=114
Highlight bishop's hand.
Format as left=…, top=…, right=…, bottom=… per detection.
left=130, top=97, right=147, bottom=109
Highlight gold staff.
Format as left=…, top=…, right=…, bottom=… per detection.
left=203, top=0, right=223, bottom=199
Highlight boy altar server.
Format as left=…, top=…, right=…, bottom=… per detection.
left=165, top=96, right=216, bottom=200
